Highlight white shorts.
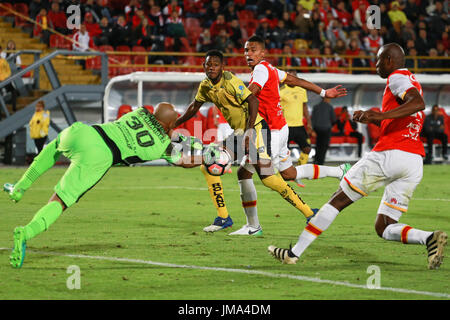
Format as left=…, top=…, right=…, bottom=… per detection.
left=271, top=124, right=291, bottom=172
left=340, top=149, right=423, bottom=221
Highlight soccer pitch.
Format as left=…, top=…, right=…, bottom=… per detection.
left=0, top=165, right=449, bottom=300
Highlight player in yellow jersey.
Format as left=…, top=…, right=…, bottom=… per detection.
left=174, top=50, right=317, bottom=234
left=280, top=70, right=351, bottom=187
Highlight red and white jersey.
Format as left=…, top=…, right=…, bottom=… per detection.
left=249, top=61, right=287, bottom=130
left=373, top=69, right=425, bottom=156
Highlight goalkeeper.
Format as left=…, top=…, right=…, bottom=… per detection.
left=174, top=50, right=316, bottom=234
left=4, top=103, right=204, bottom=268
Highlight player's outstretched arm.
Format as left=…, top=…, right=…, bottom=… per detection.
left=173, top=100, right=203, bottom=129
left=283, top=73, right=347, bottom=98
left=353, top=88, right=425, bottom=126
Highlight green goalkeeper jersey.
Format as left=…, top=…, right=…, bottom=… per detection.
left=96, top=107, right=181, bottom=165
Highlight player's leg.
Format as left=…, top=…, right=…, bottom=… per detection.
left=4, top=137, right=62, bottom=202
left=287, top=163, right=352, bottom=183
left=228, top=164, right=263, bottom=236
left=200, top=164, right=233, bottom=232
left=269, top=152, right=383, bottom=264
left=289, top=126, right=311, bottom=165
left=374, top=152, right=447, bottom=269
left=10, top=123, right=113, bottom=268
left=201, top=134, right=238, bottom=232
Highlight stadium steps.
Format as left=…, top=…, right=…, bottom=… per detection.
left=3, top=89, right=48, bottom=115
left=0, top=17, right=101, bottom=91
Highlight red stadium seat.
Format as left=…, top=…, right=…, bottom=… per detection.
left=14, top=3, right=31, bottom=28
left=116, top=45, right=130, bottom=52
left=117, top=104, right=132, bottom=119
left=132, top=46, right=147, bottom=70
left=0, top=3, right=14, bottom=16
left=86, top=56, right=102, bottom=70
left=49, top=34, right=61, bottom=48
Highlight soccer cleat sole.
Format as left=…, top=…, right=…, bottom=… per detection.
left=10, top=227, right=27, bottom=269
left=427, top=231, right=447, bottom=270
left=268, top=245, right=298, bottom=265
left=203, top=224, right=232, bottom=233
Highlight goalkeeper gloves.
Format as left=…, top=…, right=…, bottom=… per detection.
left=202, top=143, right=221, bottom=165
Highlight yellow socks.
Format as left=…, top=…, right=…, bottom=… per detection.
left=200, top=165, right=229, bottom=218
left=261, top=175, right=313, bottom=218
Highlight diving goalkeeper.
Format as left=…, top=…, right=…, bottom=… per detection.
left=4, top=103, right=203, bottom=268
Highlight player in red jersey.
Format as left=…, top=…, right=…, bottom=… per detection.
left=268, top=43, right=447, bottom=269
left=230, top=35, right=348, bottom=235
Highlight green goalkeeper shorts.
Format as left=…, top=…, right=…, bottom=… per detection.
left=54, top=122, right=113, bottom=208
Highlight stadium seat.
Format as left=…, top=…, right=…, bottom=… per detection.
left=116, top=45, right=131, bottom=52
left=0, top=3, right=14, bottom=16
left=132, top=45, right=147, bottom=70
left=86, top=56, right=102, bottom=70
left=98, top=45, right=114, bottom=52
left=117, top=104, right=132, bottom=119
left=14, top=3, right=31, bottom=28
left=49, top=34, right=61, bottom=48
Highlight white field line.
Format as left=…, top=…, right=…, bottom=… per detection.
left=28, top=185, right=450, bottom=202
left=0, top=247, right=448, bottom=299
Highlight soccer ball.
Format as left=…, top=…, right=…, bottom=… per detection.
left=204, top=146, right=232, bottom=176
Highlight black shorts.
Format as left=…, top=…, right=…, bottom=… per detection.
left=288, top=126, right=310, bottom=149
left=222, top=119, right=271, bottom=164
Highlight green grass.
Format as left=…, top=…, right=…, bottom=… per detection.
left=0, top=165, right=449, bottom=300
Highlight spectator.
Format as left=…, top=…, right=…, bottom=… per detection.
left=196, top=29, right=213, bottom=52
left=271, top=19, right=291, bottom=49
left=335, top=0, right=352, bottom=30
left=278, top=44, right=299, bottom=68
left=204, top=0, right=222, bottom=28
left=183, top=0, right=205, bottom=18
left=148, top=5, right=165, bottom=35
left=162, top=0, right=183, bottom=17
left=429, top=1, right=447, bottom=41
left=333, top=106, right=364, bottom=158
left=378, top=2, right=393, bottom=30
left=388, top=1, right=408, bottom=26
left=73, top=24, right=93, bottom=53
left=353, top=0, right=369, bottom=29
left=210, top=14, right=229, bottom=38
left=364, top=29, right=384, bottom=57
left=423, top=104, right=448, bottom=163
left=82, top=0, right=101, bottom=22
left=94, top=0, right=113, bottom=23
left=48, top=2, right=68, bottom=35
left=294, top=5, right=313, bottom=39
left=425, top=48, right=445, bottom=74
left=415, top=28, right=434, bottom=56
left=387, top=21, right=406, bottom=49
left=404, top=0, right=421, bottom=22
left=213, top=29, right=232, bottom=52
left=405, top=47, right=426, bottom=70
left=29, top=100, right=50, bottom=155
left=310, top=11, right=325, bottom=48
left=402, top=20, right=417, bottom=44
left=255, top=18, right=273, bottom=49
left=29, top=0, right=45, bottom=20
left=165, top=11, right=187, bottom=52
left=224, top=2, right=238, bottom=22
left=299, top=0, right=315, bottom=11
left=96, top=16, right=114, bottom=46
left=333, top=38, right=347, bottom=56
left=134, top=18, right=155, bottom=47
left=84, top=12, right=102, bottom=39
left=132, top=8, right=150, bottom=29
left=228, top=19, right=243, bottom=48
left=125, top=0, right=141, bottom=23
left=311, top=97, right=336, bottom=165
left=326, top=19, right=347, bottom=48
left=34, top=8, right=53, bottom=46
left=111, top=15, right=132, bottom=47
left=0, top=52, right=16, bottom=113
left=323, top=46, right=343, bottom=73
left=280, top=11, right=296, bottom=32
left=2, top=40, right=22, bottom=66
